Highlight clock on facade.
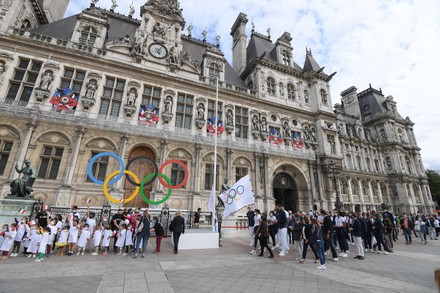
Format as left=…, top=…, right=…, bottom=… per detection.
left=148, top=43, right=168, bottom=59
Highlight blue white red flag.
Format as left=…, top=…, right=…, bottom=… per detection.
left=207, top=116, right=224, bottom=135
left=139, top=104, right=159, bottom=125
left=268, top=129, right=283, bottom=145
left=50, top=88, right=78, bottom=112
left=291, top=132, right=305, bottom=149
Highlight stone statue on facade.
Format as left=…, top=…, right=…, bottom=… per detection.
left=252, top=115, right=259, bottom=131
left=164, top=96, right=173, bottom=114
left=260, top=116, right=268, bottom=133
left=127, top=90, right=137, bottom=106
left=282, top=121, right=291, bottom=137
left=226, top=109, right=233, bottom=126
left=197, top=104, right=205, bottom=120
left=39, top=72, right=53, bottom=91
left=110, top=0, right=118, bottom=11
left=9, top=159, right=36, bottom=198
left=85, top=81, right=97, bottom=99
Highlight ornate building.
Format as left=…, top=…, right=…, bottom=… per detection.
left=0, top=0, right=435, bottom=213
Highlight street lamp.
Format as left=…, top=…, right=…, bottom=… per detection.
left=325, top=161, right=343, bottom=211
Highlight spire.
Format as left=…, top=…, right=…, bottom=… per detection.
left=303, top=47, right=323, bottom=73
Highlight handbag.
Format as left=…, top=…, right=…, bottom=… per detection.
left=169, top=220, right=175, bottom=232
left=136, top=217, right=144, bottom=234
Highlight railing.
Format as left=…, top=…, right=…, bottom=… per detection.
left=0, top=98, right=315, bottom=160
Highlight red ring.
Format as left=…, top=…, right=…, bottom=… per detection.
left=158, top=159, right=189, bottom=189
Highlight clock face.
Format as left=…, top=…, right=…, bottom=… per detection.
left=149, top=43, right=168, bottom=59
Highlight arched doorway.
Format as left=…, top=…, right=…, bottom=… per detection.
left=273, top=173, right=298, bottom=212
left=123, top=146, right=156, bottom=208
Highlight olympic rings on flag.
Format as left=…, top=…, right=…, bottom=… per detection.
left=87, top=152, right=189, bottom=205
left=225, top=185, right=245, bottom=205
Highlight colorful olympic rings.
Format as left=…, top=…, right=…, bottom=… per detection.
left=140, top=173, right=172, bottom=205
left=125, top=156, right=158, bottom=187
left=87, top=152, right=124, bottom=185
left=225, top=185, right=245, bottom=205
left=158, top=159, right=189, bottom=189
left=103, top=170, right=139, bottom=204
left=87, top=152, right=189, bottom=205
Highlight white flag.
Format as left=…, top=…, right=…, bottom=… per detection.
left=207, top=183, right=217, bottom=231
left=221, top=175, right=254, bottom=218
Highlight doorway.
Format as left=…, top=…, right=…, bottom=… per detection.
left=273, top=173, right=298, bottom=212
left=123, top=146, right=156, bottom=208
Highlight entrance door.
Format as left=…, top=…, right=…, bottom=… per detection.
left=273, top=173, right=297, bottom=212
left=123, top=146, right=156, bottom=208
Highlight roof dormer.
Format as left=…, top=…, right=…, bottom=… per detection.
left=273, top=32, right=293, bottom=67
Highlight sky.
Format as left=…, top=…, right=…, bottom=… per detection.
left=65, top=0, right=440, bottom=170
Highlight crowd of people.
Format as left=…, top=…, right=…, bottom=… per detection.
left=247, top=205, right=440, bottom=270
left=0, top=205, right=187, bottom=262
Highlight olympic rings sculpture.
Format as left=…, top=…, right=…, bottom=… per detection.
left=87, top=152, right=188, bottom=205
left=224, top=185, right=245, bottom=205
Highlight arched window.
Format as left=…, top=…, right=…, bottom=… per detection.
left=287, top=83, right=295, bottom=100
left=80, top=26, right=97, bottom=46
left=351, top=180, right=358, bottom=195
left=208, top=62, right=221, bottom=81
left=267, top=77, right=276, bottom=95
left=320, top=89, right=327, bottom=105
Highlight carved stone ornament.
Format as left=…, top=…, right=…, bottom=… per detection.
left=251, top=129, right=260, bottom=139
left=147, top=0, right=183, bottom=18
left=225, top=125, right=235, bottom=135
left=34, top=89, right=50, bottom=102
left=162, top=112, right=173, bottom=124
left=124, top=104, right=137, bottom=117
left=195, top=118, right=205, bottom=130
left=81, top=96, right=96, bottom=110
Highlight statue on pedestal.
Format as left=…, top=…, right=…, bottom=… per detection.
left=9, top=160, right=36, bottom=198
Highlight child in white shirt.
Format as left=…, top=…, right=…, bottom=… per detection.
left=115, top=224, right=127, bottom=255
left=76, top=224, right=91, bottom=256
left=0, top=223, right=17, bottom=259
left=55, top=226, right=69, bottom=256
left=67, top=220, right=79, bottom=256
left=125, top=223, right=134, bottom=255
left=35, top=227, right=51, bottom=262
left=91, top=222, right=103, bottom=256
left=11, top=217, right=28, bottom=256
left=101, top=224, right=112, bottom=255
left=27, top=224, right=41, bottom=258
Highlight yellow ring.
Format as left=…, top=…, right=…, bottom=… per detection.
left=103, top=170, right=139, bottom=203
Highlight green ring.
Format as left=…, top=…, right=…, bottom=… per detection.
left=140, top=173, right=173, bottom=205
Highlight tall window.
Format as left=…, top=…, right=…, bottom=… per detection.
left=320, top=89, right=327, bottom=105
left=142, top=85, right=161, bottom=109
left=0, top=140, right=13, bottom=176
left=235, top=106, right=249, bottom=139
left=99, top=77, right=125, bottom=117
left=374, top=159, right=379, bottom=172
left=175, top=92, right=194, bottom=129
left=327, top=134, right=336, bottom=154
left=171, top=161, right=187, bottom=188
left=207, top=100, right=223, bottom=120
left=287, top=83, right=295, bottom=100
left=208, top=63, right=221, bottom=82
left=366, top=158, right=371, bottom=172
left=80, top=26, right=97, bottom=46
left=86, top=152, right=108, bottom=182
left=6, top=58, right=42, bottom=102
left=346, top=154, right=352, bottom=169
left=60, top=68, right=86, bottom=97
left=267, top=77, right=276, bottom=95
left=37, top=146, right=63, bottom=180
left=235, top=167, right=248, bottom=182
left=357, top=156, right=362, bottom=170
left=204, top=164, right=219, bottom=190
left=351, top=180, right=358, bottom=195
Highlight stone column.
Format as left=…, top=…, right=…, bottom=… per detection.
left=64, top=127, right=85, bottom=185
left=192, top=144, right=202, bottom=193
left=11, top=120, right=37, bottom=179
left=115, top=133, right=129, bottom=190
left=226, top=148, right=233, bottom=182
left=253, top=152, right=260, bottom=199
left=308, top=161, right=316, bottom=208
left=263, top=153, right=269, bottom=212
left=358, top=180, right=365, bottom=210
left=154, top=139, right=168, bottom=192
left=367, top=181, right=374, bottom=209
left=377, top=182, right=384, bottom=204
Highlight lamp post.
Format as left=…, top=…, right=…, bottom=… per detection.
left=325, top=161, right=343, bottom=211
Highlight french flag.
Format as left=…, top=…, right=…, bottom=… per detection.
left=19, top=208, right=26, bottom=215
left=84, top=198, right=92, bottom=204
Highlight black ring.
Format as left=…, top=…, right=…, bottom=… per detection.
left=125, top=156, right=158, bottom=187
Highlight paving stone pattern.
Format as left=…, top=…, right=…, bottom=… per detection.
left=0, top=236, right=438, bottom=293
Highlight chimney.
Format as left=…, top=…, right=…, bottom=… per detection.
left=230, top=13, right=248, bottom=75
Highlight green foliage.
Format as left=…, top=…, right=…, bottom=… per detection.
left=426, top=169, right=440, bottom=208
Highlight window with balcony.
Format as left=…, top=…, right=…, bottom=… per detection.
left=207, top=100, right=223, bottom=121
left=142, top=85, right=161, bottom=109
left=80, top=26, right=97, bottom=46
left=60, top=67, right=86, bottom=98
left=99, top=77, right=125, bottom=117
left=234, top=106, right=249, bottom=139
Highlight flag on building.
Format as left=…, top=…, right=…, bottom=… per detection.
left=50, top=88, right=78, bottom=112
left=207, top=183, right=217, bottom=232
left=207, top=116, right=224, bottom=135
left=291, top=131, right=305, bottom=149
left=268, top=129, right=283, bottom=145
left=119, top=197, right=125, bottom=204
left=220, top=175, right=254, bottom=218
left=139, top=104, right=159, bottom=125
left=42, top=204, right=48, bottom=211
left=19, top=208, right=26, bottom=215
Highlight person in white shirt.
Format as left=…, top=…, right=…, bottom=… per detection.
left=250, top=209, right=261, bottom=255
left=35, top=227, right=51, bottom=262
left=11, top=217, right=28, bottom=256
left=76, top=224, right=91, bottom=256
left=334, top=212, right=348, bottom=257
left=0, top=223, right=17, bottom=259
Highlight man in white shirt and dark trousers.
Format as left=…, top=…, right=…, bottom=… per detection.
left=250, top=209, right=261, bottom=254
left=246, top=207, right=255, bottom=246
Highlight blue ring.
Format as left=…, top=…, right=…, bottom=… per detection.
left=87, top=152, right=124, bottom=185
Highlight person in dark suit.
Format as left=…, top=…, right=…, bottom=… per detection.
left=170, top=210, right=185, bottom=254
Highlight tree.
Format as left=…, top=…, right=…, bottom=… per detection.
left=426, top=169, right=440, bottom=209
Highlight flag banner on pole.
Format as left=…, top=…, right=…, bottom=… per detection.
left=291, top=131, right=305, bottom=149
left=207, top=184, right=217, bottom=231
left=19, top=208, right=26, bottom=215
left=207, top=116, right=224, bottom=135
left=220, top=175, right=254, bottom=218
left=50, top=88, right=78, bottom=113
left=268, top=129, right=283, bottom=145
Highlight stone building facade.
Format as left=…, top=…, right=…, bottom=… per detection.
left=0, top=0, right=435, bottom=214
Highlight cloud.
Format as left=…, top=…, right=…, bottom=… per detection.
left=66, top=0, right=440, bottom=170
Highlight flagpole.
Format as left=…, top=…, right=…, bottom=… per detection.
left=212, top=77, right=219, bottom=232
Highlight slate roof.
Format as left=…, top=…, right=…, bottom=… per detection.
left=303, top=52, right=323, bottom=73
left=357, top=87, right=404, bottom=120
left=28, top=7, right=246, bottom=88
